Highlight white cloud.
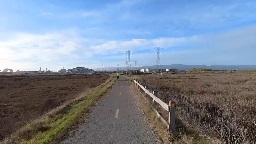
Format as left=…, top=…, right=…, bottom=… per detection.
left=1, top=25, right=256, bottom=71
left=180, top=25, right=256, bottom=65
left=41, top=9, right=99, bottom=20
left=0, top=30, right=84, bottom=71
left=0, top=31, right=195, bottom=71
left=89, top=25, right=256, bottom=66
left=180, top=1, right=256, bottom=29
left=206, top=25, right=256, bottom=50
left=89, top=37, right=195, bottom=54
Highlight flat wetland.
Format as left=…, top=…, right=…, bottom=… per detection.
left=138, top=72, right=256, bottom=143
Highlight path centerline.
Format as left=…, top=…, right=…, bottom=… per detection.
left=115, top=109, right=119, bottom=118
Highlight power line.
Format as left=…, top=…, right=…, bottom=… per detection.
left=156, top=47, right=160, bottom=73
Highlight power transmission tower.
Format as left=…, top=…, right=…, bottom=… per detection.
left=135, top=61, right=137, bottom=69
left=156, top=47, right=160, bottom=73
left=126, top=50, right=131, bottom=73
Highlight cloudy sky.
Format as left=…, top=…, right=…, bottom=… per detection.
left=0, top=0, right=256, bottom=71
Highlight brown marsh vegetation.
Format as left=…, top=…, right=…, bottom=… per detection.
left=138, top=73, right=256, bottom=143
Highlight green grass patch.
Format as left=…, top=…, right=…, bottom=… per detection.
left=5, top=77, right=115, bottom=144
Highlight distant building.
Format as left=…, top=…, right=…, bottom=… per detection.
left=140, top=68, right=150, bottom=73
left=58, top=67, right=67, bottom=74
left=2, top=68, right=13, bottom=72
left=67, top=67, right=95, bottom=74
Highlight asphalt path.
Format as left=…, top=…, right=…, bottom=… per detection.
left=61, top=76, right=158, bottom=144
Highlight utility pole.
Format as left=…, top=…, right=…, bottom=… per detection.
left=156, top=47, right=160, bottom=73
left=102, top=62, right=104, bottom=72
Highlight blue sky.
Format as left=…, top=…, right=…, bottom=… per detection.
left=1, top=0, right=256, bottom=71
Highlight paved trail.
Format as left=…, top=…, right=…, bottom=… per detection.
left=61, top=77, right=158, bottom=144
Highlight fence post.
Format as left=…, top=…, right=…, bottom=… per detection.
left=168, top=100, right=176, bottom=133
left=144, top=86, right=147, bottom=95
left=168, top=101, right=171, bottom=131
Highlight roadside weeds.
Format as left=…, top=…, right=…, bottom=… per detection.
left=131, top=83, right=171, bottom=144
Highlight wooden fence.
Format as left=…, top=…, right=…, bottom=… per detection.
left=134, top=80, right=176, bottom=133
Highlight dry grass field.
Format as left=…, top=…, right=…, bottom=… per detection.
left=0, top=74, right=109, bottom=141
left=137, top=73, right=256, bottom=143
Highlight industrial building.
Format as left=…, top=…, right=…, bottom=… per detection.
left=67, top=67, right=95, bottom=74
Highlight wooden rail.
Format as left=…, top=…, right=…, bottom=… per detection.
left=134, top=80, right=176, bottom=133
